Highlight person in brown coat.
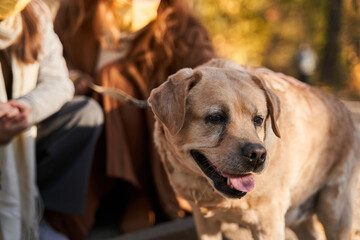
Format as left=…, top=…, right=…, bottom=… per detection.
left=48, top=0, right=216, bottom=239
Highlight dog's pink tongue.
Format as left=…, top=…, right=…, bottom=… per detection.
left=229, top=174, right=255, bottom=192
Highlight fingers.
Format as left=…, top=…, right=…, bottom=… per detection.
left=0, top=101, right=31, bottom=145
left=8, top=100, right=31, bottom=119
left=0, top=118, right=29, bottom=131
left=4, top=107, right=20, bottom=119
left=0, top=102, right=20, bottom=119
left=74, top=72, right=94, bottom=95
left=0, top=117, right=29, bottom=145
left=0, top=101, right=31, bottom=124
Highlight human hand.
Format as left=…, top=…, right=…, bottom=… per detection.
left=0, top=101, right=20, bottom=119
left=0, top=100, right=31, bottom=145
left=70, top=70, right=94, bottom=96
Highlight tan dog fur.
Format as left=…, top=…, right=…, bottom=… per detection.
left=148, top=59, right=360, bottom=240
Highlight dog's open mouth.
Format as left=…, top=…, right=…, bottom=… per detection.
left=190, top=150, right=254, bottom=199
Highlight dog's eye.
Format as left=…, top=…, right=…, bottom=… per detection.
left=253, top=116, right=263, bottom=127
left=205, top=113, right=226, bottom=124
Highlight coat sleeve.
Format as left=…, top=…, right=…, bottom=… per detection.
left=17, top=20, right=74, bottom=125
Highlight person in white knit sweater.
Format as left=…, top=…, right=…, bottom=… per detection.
left=0, top=1, right=104, bottom=239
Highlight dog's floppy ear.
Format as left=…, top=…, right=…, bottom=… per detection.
left=251, top=75, right=281, bottom=138
left=148, top=68, right=202, bottom=135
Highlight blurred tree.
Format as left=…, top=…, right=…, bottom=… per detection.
left=196, top=0, right=272, bottom=65
left=345, top=0, right=360, bottom=96
left=319, top=0, right=343, bottom=87
left=196, top=0, right=360, bottom=98
left=196, top=0, right=327, bottom=79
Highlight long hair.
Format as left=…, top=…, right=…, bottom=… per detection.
left=124, top=0, right=215, bottom=92
left=53, top=0, right=90, bottom=37
left=11, top=1, right=43, bottom=63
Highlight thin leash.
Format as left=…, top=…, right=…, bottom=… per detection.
left=88, top=82, right=150, bottom=109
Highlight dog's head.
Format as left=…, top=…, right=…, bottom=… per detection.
left=148, top=61, right=280, bottom=199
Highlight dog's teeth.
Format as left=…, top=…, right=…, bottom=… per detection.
left=227, top=178, right=234, bottom=189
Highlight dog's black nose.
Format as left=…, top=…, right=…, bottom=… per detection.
left=241, top=143, right=267, bottom=167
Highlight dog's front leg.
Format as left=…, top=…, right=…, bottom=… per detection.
left=249, top=206, right=286, bottom=240
left=191, top=203, right=222, bottom=240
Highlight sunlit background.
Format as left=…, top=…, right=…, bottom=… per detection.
left=194, top=0, right=360, bottom=99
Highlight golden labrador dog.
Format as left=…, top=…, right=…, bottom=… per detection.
left=147, top=59, right=360, bottom=240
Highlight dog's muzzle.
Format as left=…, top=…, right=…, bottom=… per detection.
left=190, top=143, right=266, bottom=199
left=190, top=150, right=248, bottom=199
